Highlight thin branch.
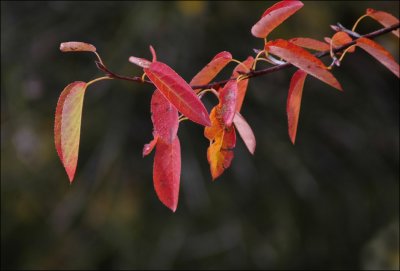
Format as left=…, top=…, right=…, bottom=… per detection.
left=96, top=23, right=399, bottom=89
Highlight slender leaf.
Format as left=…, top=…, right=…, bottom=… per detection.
left=145, top=61, right=211, bottom=126
left=265, top=39, right=342, bottom=91
left=287, top=70, right=307, bottom=144
left=60, top=42, right=96, bottom=52
left=233, top=112, right=256, bottom=154
left=54, top=81, right=87, bottom=182
left=153, top=137, right=181, bottom=212
left=356, top=37, right=399, bottom=77
left=251, top=0, right=304, bottom=38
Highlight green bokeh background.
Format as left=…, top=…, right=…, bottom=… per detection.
left=1, top=1, right=399, bottom=269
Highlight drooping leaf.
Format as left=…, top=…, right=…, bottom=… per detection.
left=153, top=137, right=181, bottom=212
left=331, top=31, right=355, bottom=53
left=233, top=112, right=256, bottom=154
left=287, top=70, right=307, bottom=145
left=59, top=42, right=96, bottom=52
left=205, top=107, right=236, bottom=180
left=190, top=51, right=232, bottom=88
left=54, top=81, right=87, bottom=182
left=356, top=37, right=399, bottom=78
left=233, top=56, right=254, bottom=112
left=289, top=37, right=330, bottom=52
left=129, top=56, right=152, bottom=69
left=366, top=8, right=399, bottom=38
left=151, top=89, right=179, bottom=143
left=251, top=0, right=304, bottom=38
left=143, top=135, right=158, bottom=157
left=265, top=39, right=342, bottom=91
left=144, top=61, right=211, bottom=126
left=219, top=80, right=238, bottom=127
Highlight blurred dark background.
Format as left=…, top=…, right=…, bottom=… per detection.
left=1, top=1, right=399, bottom=269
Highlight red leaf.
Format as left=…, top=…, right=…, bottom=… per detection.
left=153, top=137, right=181, bottom=212
left=233, top=112, right=256, bottom=154
left=331, top=32, right=355, bottom=53
left=144, top=61, right=211, bottom=126
left=287, top=70, right=307, bottom=144
left=289, top=37, right=330, bottom=52
left=219, top=80, right=238, bottom=127
left=60, top=42, right=96, bottom=52
left=233, top=56, right=254, bottom=112
left=54, top=81, right=87, bottom=183
left=366, top=8, right=399, bottom=38
left=205, top=107, right=236, bottom=180
left=356, top=37, right=399, bottom=78
left=190, top=51, right=232, bottom=88
left=151, top=89, right=179, bottom=143
left=265, top=39, right=342, bottom=91
left=143, top=135, right=158, bottom=157
left=251, top=0, right=304, bottom=38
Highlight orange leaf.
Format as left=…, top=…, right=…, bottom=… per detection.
left=287, top=70, right=307, bottom=145
left=151, top=89, right=179, bottom=143
left=331, top=32, right=355, bottom=53
left=233, top=56, right=254, bottom=112
left=205, top=107, right=236, bottom=180
left=356, top=37, right=399, bottom=78
left=144, top=61, right=211, bottom=126
left=289, top=37, right=330, bottom=52
left=59, top=41, right=96, bottom=52
left=219, top=80, right=238, bottom=127
left=366, top=8, right=399, bottom=38
left=265, top=39, right=342, bottom=91
left=54, top=81, right=87, bottom=182
left=190, top=51, right=232, bottom=88
left=233, top=112, right=256, bottom=154
left=251, top=0, right=304, bottom=38
left=143, top=135, right=158, bottom=157
left=153, top=137, right=181, bottom=212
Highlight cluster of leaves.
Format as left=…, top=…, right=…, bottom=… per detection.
left=55, top=1, right=399, bottom=211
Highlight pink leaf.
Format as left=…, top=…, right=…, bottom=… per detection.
left=287, top=70, right=307, bottom=144
left=251, top=0, right=304, bottom=38
left=151, top=89, right=179, bottom=143
left=129, top=56, right=152, bottom=69
left=153, top=137, right=181, bottom=212
left=145, top=61, right=211, bottom=126
left=54, top=81, right=87, bottom=182
left=265, top=39, right=342, bottom=91
left=233, top=112, right=256, bottom=154
left=289, top=37, right=330, bottom=52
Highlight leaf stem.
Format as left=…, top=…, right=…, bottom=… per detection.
left=86, top=76, right=113, bottom=87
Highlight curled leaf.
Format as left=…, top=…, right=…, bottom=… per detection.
left=153, top=137, right=181, bottom=212
left=251, top=0, right=304, bottom=38
left=265, top=39, right=342, bottom=91
left=233, top=112, right=256, bottom=154
left=54, top=81, right=87, bottom=182
left=219, top=80, right=238, bottom=127
left=129, top=56, right=152, bottom=69
left=356, top=37, right=399, bottom=78
left=366, top=8, right=399, bottom=38
left=60, top=42, right=96, bottom=52
left=289, top=37, right=330, bottom=52
left=190, top=51, right=232, bottom=88
left=151, top=89, right=179, bottom=143
left=145, top=61, right=211, bottom=127
left=287, top=70, right=307, bottom=145
left=143, top=135, right=158, bottom=157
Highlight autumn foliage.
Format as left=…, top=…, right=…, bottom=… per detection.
left=55, top=1, right=399, bottom=211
